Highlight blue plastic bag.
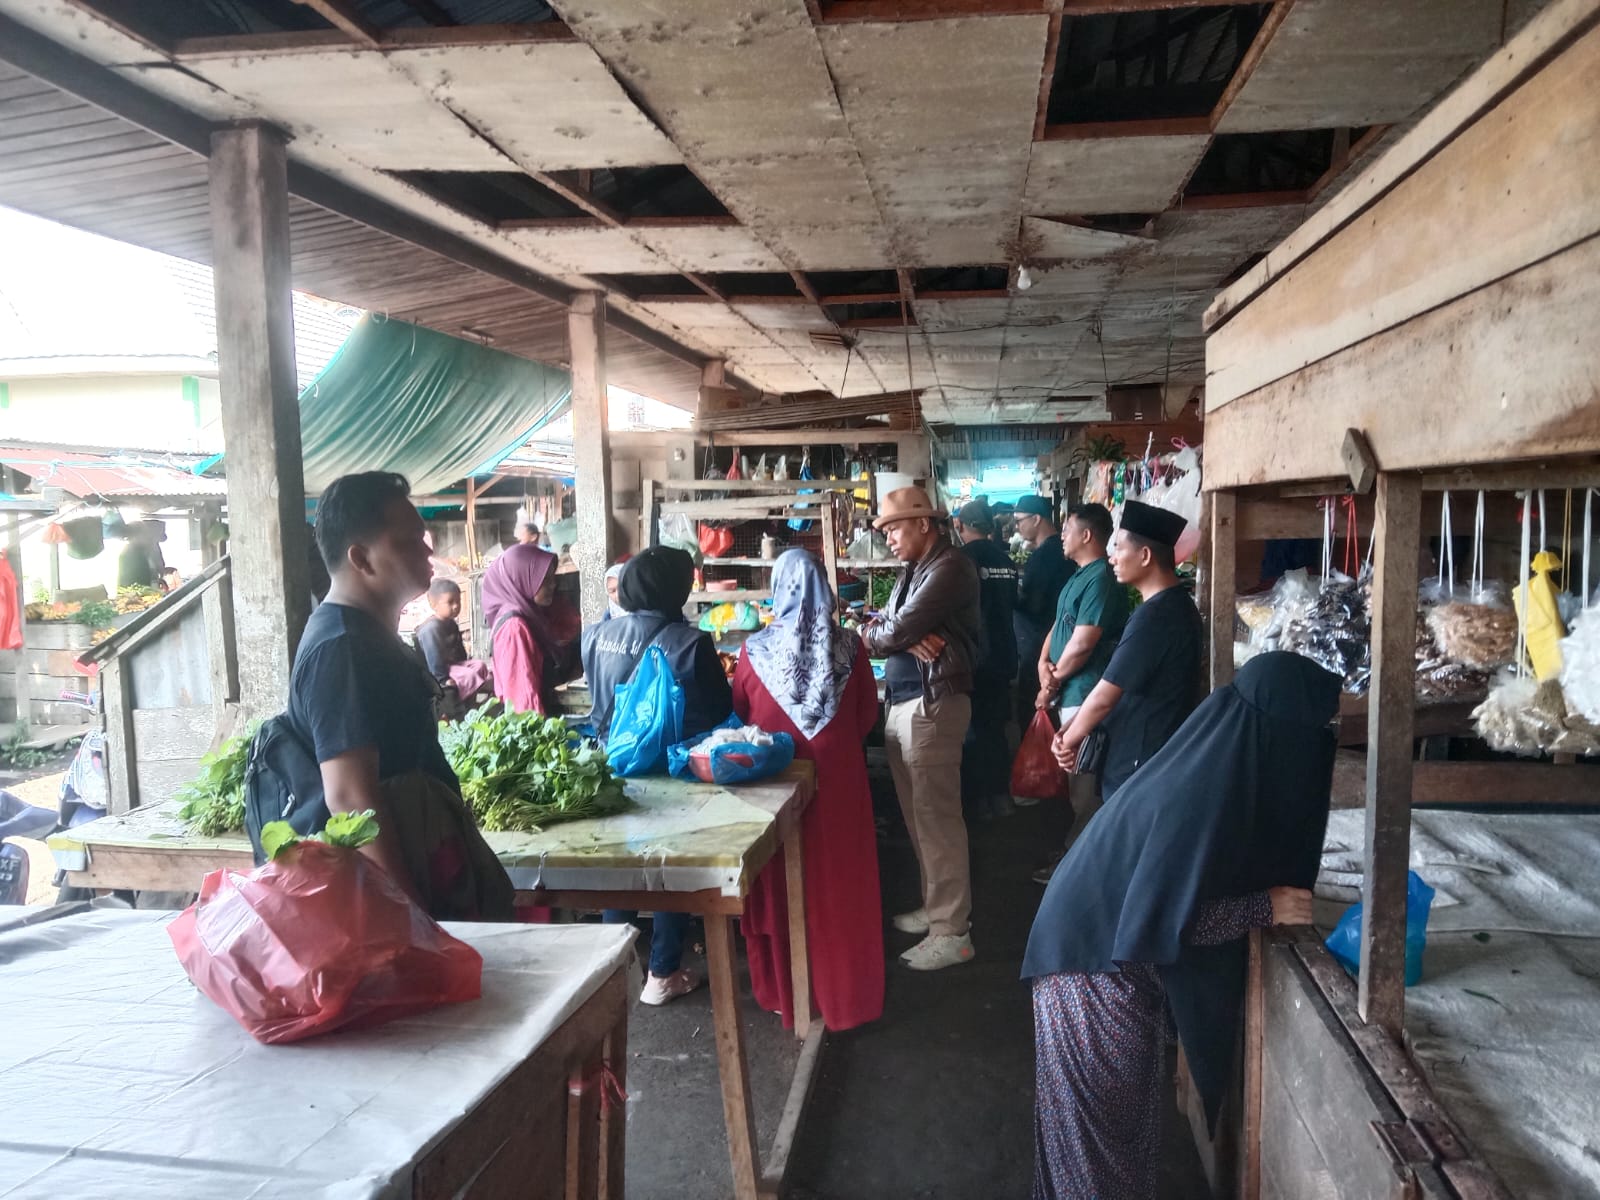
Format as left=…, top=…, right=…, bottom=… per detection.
left=606, top=646, right=684, bottom=778
left=788, top=454, right=815, bottom=532
left=668, top=717, right=796, bottom=785
left=1325, top=870, right=1436, bottom=987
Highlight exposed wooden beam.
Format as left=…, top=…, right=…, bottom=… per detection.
left=627, top=214, right=743, bottom=229
left=896, top=267, right=916, bottom=302
left=684, top=273, right=729, bottom=302
left=1033, top=5, right=1064, bottom=142
left=839, top=316, right=917, bottom=330
left=1209, top=0, right=1295, bottom=127
left=819, top=290, right=902, bottom=305
left=291, top=0, right=381, bottom=46
left=173, top=20, right=577, bottom=59
left=1041, top=116, right=1211, bottom=140
left=790, top=272, right=823, bottom=305
left=816, top=0, right=1048, bottom=21
left=530, top=171, right=626, bottom=227
left=1179, top=189, right=1308, bottom=210
left=1062, top=0, right=1241, bottom=11
left=497, top=217, right=608, bottom=232
left=1305, top=124, right=1390, bottom=202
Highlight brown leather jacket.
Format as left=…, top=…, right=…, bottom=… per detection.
left=862, top=538, right=981, bottom=702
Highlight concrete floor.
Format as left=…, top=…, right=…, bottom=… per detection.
left=618, top=788, right=1212, bottom=1200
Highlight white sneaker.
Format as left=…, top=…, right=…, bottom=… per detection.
left=892, top=907, right=930, bottom=935
left=902, top=932, right=976, bottom=971
left=639, top=968, right=701, bottom=1006
left=1011, top=793, right=1041, bottom=808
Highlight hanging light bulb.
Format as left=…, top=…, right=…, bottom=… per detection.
left=1015, top=265, right=1034, bottom=291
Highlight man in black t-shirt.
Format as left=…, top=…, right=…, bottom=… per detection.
left=1052, top=501, right=1203, bottom=798
left=291, top=472, right=511, bottom=916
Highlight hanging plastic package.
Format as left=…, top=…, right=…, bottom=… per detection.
left=789, top=449, right=815, bottom=532
left=62, top=515, right=105, bottom=560
left=1146, top=444, right=1203, bottom=562
left=698, top=523, right=734, bottom=559
left=1324, top=870, right=1435, bottom=987
left=1561, top=600, right=1600, bottom=725
left=658, top=513, right=701, bottom=561
left=168, top=814, right=483, bottom=1045
left=606, top=645, right=684, bottom=777
left=1514, top=550, right=1567, bottom=680
left=1010, top=710, right=1069, bottom=805
left=668, top=717, right=795, bottom=785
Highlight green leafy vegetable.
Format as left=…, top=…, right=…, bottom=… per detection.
left=176, top=724, right=258, bottom=836
left=438, top=706, right=630, bottom=832
left=262, top=810, right=381, bottom=860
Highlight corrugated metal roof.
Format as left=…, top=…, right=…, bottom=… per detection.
left=0, top=443, right=227, bottom=499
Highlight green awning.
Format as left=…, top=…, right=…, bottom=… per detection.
left=297, top=315, right=570, bottom=495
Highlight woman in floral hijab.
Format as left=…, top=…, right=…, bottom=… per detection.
left=733, top=550, right=884, bottom=1031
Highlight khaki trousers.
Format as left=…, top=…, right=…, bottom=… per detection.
left=885, top=693, right=973, bottom=937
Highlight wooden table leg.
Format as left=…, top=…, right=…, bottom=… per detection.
left=783, top=822, right=813, bottom=1040
left=598, top=1014, right=627, bottom=1200
left=705, top=912, right=762, bottom=1200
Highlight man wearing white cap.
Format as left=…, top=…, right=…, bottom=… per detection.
left=861, top=486, right=982, bottom=970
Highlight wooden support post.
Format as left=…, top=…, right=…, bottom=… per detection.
left=704, top=912, right=762, bottom=1200
left=102, top=658, right=136, bottom=813
left=464, top=477, right=479, bottom=569
left=569, top=292, right=613, bottom=625
left=2, top=472, right=28, bottom=731
left=1240, top=928, right=1264, bottom=1200
left=1359, top=472, right=1421, bottom=1037
left=642, top=478, right=661, bottom=551
left=1208, top=490, right=1238, bottom=691
left=209, top=123, right=310, bottom=714
left=202, top=570, right=240, bottom=732
left=784, top=819, right=813, bottom=1041
left=698, top=359, right=736, bottom=419
left=820, top=500, right=839, bottom=602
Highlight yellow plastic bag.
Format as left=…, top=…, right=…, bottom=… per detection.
left=1514, top=550, right=1567, bottom=680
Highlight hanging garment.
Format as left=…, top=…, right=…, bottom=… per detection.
left=0, top=557, right=21, bottom=650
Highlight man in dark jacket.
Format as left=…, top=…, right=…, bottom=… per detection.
left=1011, top=495, right=1075, bottom=732
left=862, top=487, right=982, bottom=972
left=953, top=498, right=1019, bottom=821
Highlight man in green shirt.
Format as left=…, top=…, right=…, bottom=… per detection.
left=1030, top=503, right=1125, bottom=881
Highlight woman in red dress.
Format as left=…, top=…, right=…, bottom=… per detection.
left=481, top=543, right=581, bottom=715
left=734, top=549, right=884, bottom=1032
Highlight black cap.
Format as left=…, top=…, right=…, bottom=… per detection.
left=957, top=497, right=992, bottom=525
left=1119, top=500, right=1187, bottom=547
left=1013, top=495, right=1052, bottom=519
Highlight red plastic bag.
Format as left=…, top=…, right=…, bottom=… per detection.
left=1011, top=709, right=1067, bottom=802
left=699, top=523, right=734, bottom=558
left=169, top=840, right=482, bottom=1044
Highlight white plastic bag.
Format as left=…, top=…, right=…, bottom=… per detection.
left=1560, top=602, right=1600, bottom=725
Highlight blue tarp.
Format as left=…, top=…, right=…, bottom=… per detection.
left=293, top=315, right=570, bottom=495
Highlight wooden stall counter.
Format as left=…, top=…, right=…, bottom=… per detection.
left=0, top=910, right=634, bottom=1200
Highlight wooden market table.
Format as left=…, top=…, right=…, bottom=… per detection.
left=47, top=762, right=821, bottom=1200
left=0, top=908, right=635, bottom=1200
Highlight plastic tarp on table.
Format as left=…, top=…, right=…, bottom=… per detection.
left=1317, top=811, right=1600, bottom=1197
left=48, top=773, right=796, bottom=898
left=0, top=910, right=635, bottom=1199
left=294, top=315, right=571, bottom=496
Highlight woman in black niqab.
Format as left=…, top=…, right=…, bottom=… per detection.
left=1023, top=651, right=1341, bottom=1200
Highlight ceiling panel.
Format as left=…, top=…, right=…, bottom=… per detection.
left=1023, top=135, right=1211, bottom=216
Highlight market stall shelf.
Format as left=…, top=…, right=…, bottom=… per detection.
left=0, top=910, right=634, bottom=1200
left=46, top=762, right=820, bottom=1200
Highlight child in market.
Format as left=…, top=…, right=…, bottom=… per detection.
left=414, top=579, right=491, bottom=714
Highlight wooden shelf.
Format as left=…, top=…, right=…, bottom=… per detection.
left=689, top=589, right=772, bottom=604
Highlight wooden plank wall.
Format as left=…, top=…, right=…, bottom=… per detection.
left=1204, top=5, right=1600, bottom=488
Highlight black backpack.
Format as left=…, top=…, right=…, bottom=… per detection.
left=242, top=715, right=328, bottom=865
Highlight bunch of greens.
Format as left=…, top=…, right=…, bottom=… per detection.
left=439, top=707, right=629, bottom=832
left=261, top=810, right=379, bottom=859
left=868, top=572, right=897, bottom=612
left=176, top=724, right=257, bottom=836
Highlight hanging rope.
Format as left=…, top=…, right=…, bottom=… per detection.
left=1321, top=497, right=1335, bottom=584
left=1342, top=493, right=1360, bottom=578
left=1584, top=488, right=1594, bottom=610
left=1470, top=490, right=1487, bottom=599
left=1516, top=490, right=1533, bottom=677
left=1437, top=490, right=1454, bottom=594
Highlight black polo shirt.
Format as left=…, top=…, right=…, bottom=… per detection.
left=1100, top=584, right=1204, bottom=796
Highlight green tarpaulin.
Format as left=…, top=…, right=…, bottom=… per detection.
left=296, top=315, right=570, bottom=495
